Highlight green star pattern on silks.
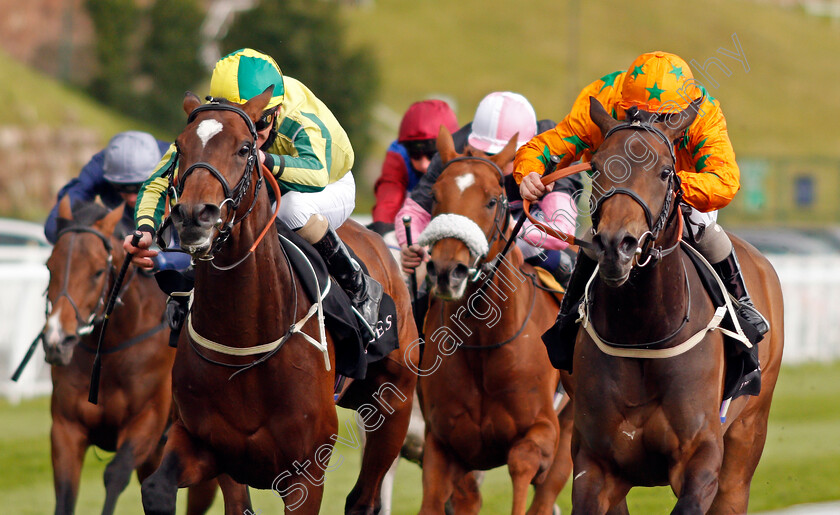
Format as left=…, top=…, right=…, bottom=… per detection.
left=630, top=65, right=645, bottom=80
left=646, top=82, right=665, bottom=101
left=598, top=70, right=623, bottom=92
left=669, top=65, right=684, bottom=80
left=562, top=135, right=590, bottom=155
left=692, top=137, right=708, bottom=158
left=695, top=153, right=711, bottom=172
left=538, top=146, right=552, bottom=168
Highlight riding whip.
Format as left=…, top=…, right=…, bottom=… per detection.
left=88, top=231, right=141, bottom=405
left=402, top=216, right=419, bottom=304
left=10, top=333, right=45, bottom=382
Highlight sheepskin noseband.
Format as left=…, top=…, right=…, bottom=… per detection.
left=417, top=213, right=489, bottom=259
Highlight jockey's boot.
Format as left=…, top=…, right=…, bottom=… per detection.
left=165, top=293, right=190, bottom=348
left=712, top=249, right=770, bottom=337
left=541, top=251, right=598, bottom=373
left=299, top=215, right=383, bottom=340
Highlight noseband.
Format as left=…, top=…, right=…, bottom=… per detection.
left=48, top=227, right=118, bottom=335
left=170, top=99, right=264, bottom=258
left=591, top=121, right=683, bottom=267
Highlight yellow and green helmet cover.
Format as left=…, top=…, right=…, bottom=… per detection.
left=209, top=48, right=285, bottom=109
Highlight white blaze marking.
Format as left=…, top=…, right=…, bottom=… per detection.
left=455, top=173, right=475, bottom=193
left=623, top=430, right=636, bottom=440
left=45, top=307, right=63, bottom=345
left=196, top=119, right=223, bottom=148
left=574, top=470, right=587, bottom=481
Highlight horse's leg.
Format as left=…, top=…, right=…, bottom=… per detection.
left=344, top=360, right=415, bottom=514
left=447, top=471, right=483, bottom=514
left=103, top=407, right=171, bottom=515
left=570, top=448, right=630, bottom=515
left=508, top=420, right=559, bottom=515
left=51, top=419, right=88, bottom=515
left=528, top=401, right=575, bottom=515
left=273, top=470, right=325, bottom=515
left=141, top=421, right=219, bottom=515
left=184, top=480, right=219, bottom=515
left=217, top=474, right=252, bottom=515
left=708, top=405, right=770, bottom=515
left=669, top=438, right=723, bottom=515
left=101, top=442, right=137, bottom=515
left=418, top=435, right=467, bottom=515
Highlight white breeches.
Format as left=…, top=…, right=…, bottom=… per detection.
left=276, top=171, right=356, bottom=230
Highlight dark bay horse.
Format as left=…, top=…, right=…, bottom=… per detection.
left=556, top=97, right=784, bottom=514
left=43, top=198, right=214, bottom=514
left=140, top=89, right=418, bottom=514
left=415, top=128, right=574, bottom=514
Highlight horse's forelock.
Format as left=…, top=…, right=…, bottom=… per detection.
left=67, top=201, right=110, bottom=228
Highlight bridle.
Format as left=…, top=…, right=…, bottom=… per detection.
left=435, top=156, right=511, bottom=281
left=169, top=99, right=264, bottom=260
left=47, top=227, right=122, bottom=336
left=590, top=120, right=684, bottom=268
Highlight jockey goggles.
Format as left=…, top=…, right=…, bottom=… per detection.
left=405, top=138, right=437, bottom=160
left=110, top=182, right=143, bottom=195
left=255, top=108, right=278, bottom=131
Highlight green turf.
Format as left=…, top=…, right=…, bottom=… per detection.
left=0, top=362, right=837, bottom=513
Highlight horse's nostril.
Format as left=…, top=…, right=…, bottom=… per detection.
left=170, top=204, right=184, bottom=224
left=196, top=204, right=221, bottom=228
left=620, top=235, right=639, bottom=256
left=426, top=261, right=437, bottom=278
left=61, top=335, right=80, bottom=348
left=592, top=233, right=605, bottom=253
left=451, top=264, right=469, bottom=281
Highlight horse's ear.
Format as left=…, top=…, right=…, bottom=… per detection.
left=437, top=125, right=457, bottom=164
left=655, top=95, right=704, bottom=141
left=489, top=132, right=518, bottom=171
left=242, top=86, right=274, bottom=122
left=58, top=195, right=73, bottom=221
left=184, top=92, right=201, bottom=116
left=589, top=96, right=619, bottom=136
left=97, top=203, right=126, bottom=237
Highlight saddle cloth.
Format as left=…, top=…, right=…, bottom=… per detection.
left=276, top=222, right=399, bottom=380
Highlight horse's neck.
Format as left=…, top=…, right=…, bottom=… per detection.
left=591, top=251, right=688, bottom=342
left=191, top=215, right=296, bottom=339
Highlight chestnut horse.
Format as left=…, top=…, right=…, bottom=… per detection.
left=554, top=97, right=784, bottom=514
left=414, top=128, right=574, bottom=514
left=43, top=198, right=215, bottom=514
left=140, top=89, right=418, bottom=514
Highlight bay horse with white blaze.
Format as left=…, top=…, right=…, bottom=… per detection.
left=415, top=127, right=574, bottom=514
left=139, top=88, right=418, bottom=514
left=43, top=198, right=215, bottom=514
left=552, top=97, right=784, bottom=514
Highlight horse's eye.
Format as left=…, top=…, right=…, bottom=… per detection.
left=93, top=268, right=106, bottom=279
left=238, top=144, right=251, bottom=157
left=487, top=198, right=498, bottom=209
left=661, top=167, right=674, bottom=180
